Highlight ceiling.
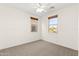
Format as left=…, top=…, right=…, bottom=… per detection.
left=0, top=3, right=76, bottom=17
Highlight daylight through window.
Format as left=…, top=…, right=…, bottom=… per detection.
left=48, top=15, right=58, bottom=33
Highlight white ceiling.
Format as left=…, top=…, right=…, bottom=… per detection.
left=0, top=3, right=77, bottom=17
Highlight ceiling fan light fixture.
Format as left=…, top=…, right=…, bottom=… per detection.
left=36, top=3, right=47, bottom=13
left=36, top=8, right=45, bottom=13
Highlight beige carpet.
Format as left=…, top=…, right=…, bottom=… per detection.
left=0, top=40, right=78, bottom=56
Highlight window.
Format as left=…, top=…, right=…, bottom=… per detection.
left=30, top=17, right=38, bottom=32
left=48, top=15, right=58, bottom=33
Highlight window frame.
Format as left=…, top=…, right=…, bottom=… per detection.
left=48, top=15, right=58, bottom=33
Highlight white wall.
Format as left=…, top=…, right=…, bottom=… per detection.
left=0, top=6, right=41, bottom=50
left=41, top=5, right=78, bottom=50
left=78, top=5, right=79, bottom=54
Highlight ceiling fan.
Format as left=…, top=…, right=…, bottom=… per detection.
left=35, top=3, right=54, bottom=13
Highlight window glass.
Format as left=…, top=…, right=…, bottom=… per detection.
left=48, top=15, right=58, bottom=33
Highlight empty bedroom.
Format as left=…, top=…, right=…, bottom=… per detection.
left=0, top=3, right=78, bottom=56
